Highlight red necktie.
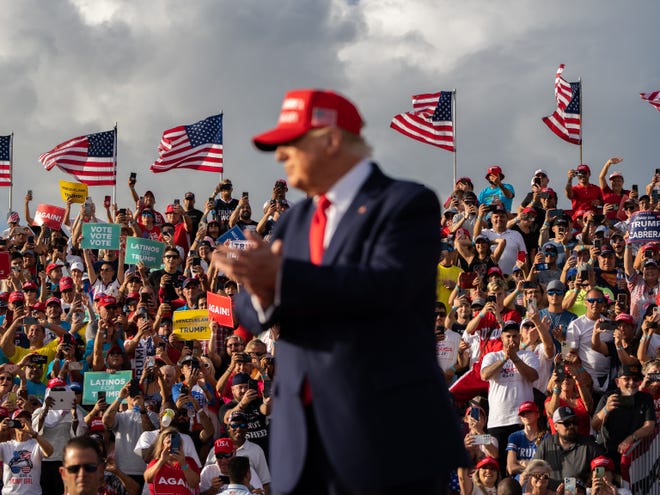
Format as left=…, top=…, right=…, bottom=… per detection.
left=309, top=194, right=331, bottom=265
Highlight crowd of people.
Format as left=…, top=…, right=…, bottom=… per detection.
left=436, top=159, right=660, bottom=494
left=0, top=152, right=658, bottom=495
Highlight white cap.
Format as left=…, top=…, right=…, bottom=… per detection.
left=70, top=261, right=85, bottom=273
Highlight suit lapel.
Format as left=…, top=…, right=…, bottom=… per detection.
left=322, top=164, right=389, bottom=265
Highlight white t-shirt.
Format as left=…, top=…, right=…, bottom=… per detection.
left=204, top=440, right=271, bottom=485
left=436, top=329, right=461, bottom=371
left=199, top=462, right=263, bottom=493
left=566, top=315, right=614, bottom=392
left=482, top=349, right=540, bottom=428
left=0, top=439, right=44, bottom=495
left=482, top=228, right=527, bottom=275
left=526, top=342, right=553, bottom=393
left=112, top=409, right=159, bottom=475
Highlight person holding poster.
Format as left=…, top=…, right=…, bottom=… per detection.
left=213, top=89, right=466, bottom=495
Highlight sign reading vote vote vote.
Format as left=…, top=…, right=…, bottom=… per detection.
left=125, top=236, right=165, bottom=268
left=82, top=223, right=121, bottom=250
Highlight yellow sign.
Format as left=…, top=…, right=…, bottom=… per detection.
left=173, top=309, right=211, bottom=340
left=59, top=180, right=88, bottom=204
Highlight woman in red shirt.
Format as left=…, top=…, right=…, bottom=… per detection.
left=144, top=427, right=200, bottom=495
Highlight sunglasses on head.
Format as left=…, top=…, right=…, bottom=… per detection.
left=64, top=463, right=99, bottom=474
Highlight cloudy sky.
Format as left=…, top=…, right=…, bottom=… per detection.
left=1, top=0, right=659, bottom=219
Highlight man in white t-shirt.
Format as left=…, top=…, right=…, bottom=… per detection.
left=566, top=288, right=613, bottom=393
left=434, top=304, right=461, bottom=378
left=481, top=320, right=539, bottom=473
left=475, top=203, right=527, bottom=275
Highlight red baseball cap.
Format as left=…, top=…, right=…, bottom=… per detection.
left=518, top=401, right=539, bottom=415
left=485, top=165, right=504, bottom=180
left=22, top=282, right=37, bottom=291
left=591, top=455, right=615, bottom=471
left=252, top=89, right=364, bottom=151
left=59, top=277, right=74, bottom=291
left=45, top=297, right=61, bottom=307
left=90, top=417, right=105, bottom=432
left=98, top=295, right=118, bottom=308
left=30, top=302, right=46, bottom=312
left=615, top=313, right=634, bottom=325
left=9, top=291, right=24, bottom=303
left=577, top=164, right=591, bottom=173
left=47, top=378, right=67, bottom=388
left=475, top=457, right=499, bottom=471
left=214, top=437, right=235, bottom=455
left=165, top=205, right=175, bottom=214
left=46, top=263, right=63, bottom=273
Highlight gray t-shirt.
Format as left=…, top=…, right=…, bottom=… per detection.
left=112, top=409, right=159, bottom=475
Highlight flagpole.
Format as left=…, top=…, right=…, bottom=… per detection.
left=452, top=89, right=457, bottom=185
left=579, top=77, right=583, bottom=164
left=112, top=123, right=118, bottom=206
left=220, top=110, right=224, bottom=182
left=8, top=132, right=13, bottom=214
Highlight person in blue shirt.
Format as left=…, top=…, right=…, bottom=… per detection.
left=478, top=165, right=516, bottom=211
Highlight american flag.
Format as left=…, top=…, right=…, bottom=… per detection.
left=390, top=92, right=455, bottom=151
left=151, top=113, right=223, bottom=173
left=0, top=135, right=11, bottom=187
left=640, top=91, right=660, bottom=112
left=39, top=130, right=116, bottom=186
left=542, top=64, right=582, bottom=145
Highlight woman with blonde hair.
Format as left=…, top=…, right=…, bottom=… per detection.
left=144, top=427, right=200, bottom=495
left=461, top=456, right=501, bottom=495
left=520, top=459, right=555, bottom=495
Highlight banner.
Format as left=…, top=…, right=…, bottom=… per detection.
left=173, top=309, right=210, bottom=340
left=627, top=211, right=660, bottom=244
left=217, top=225, right=246, bottom=245
left=0, top=252, right=10, bottom=279
left=33, top=204, right=66, bottom=230
left=59, top=180, right=88, bottom=204
left=82, top=370, right=133, bottom=405
left=82, top=223, right=121, bottom=250
left=207, top=291, right=234, bottom=327
left=125, top=236, right=165, bottom=268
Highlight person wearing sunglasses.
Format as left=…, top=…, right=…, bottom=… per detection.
left=520, top=459, right=553, bottom=495
left=200, top=438, right=264, bottom=495
left=0, top=408, right=54, bottom=494
left=591, top=363, right=656, bottom=472
left=538, top=281, right=577, bottom=352
left=59, top=436, right=105, bottom=495
left=565, top=288, right=614, bottom=394
left=534, top=406, right=605, bottom=491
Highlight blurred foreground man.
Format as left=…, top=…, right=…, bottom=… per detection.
left=214, top=89, right=466, bottom=495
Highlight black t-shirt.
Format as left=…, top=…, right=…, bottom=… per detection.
left=185, top=208, right=204, bottom=237
left=148, top=269, right=184, bottom=300
left=512, top=224, right=540, bottom=257
left=214, top=198, right=239, bottom=233
left=219, top=398, right=269, bottom=457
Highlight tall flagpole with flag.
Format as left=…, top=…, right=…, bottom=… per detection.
left=9, top=132, right=13, bottom=213
left=0, top=134, right=12, bottom=213
left=452, top=89, right=457, bottom=185
left=113, top=123, right=118, bottom=206
left=579, top=77, right=583, bottom=164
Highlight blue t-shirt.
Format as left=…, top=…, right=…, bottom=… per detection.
left=478, top=183, right=515, bottom=211
left=539, top=308, right=578, bottom=354
left=507, top=429, right=549, bottom=480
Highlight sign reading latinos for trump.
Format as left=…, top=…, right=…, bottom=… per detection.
left=207, top=291, right=234, bottom=327
left=82, top=223, right=121, bottom=250
left=0, top=252, right=10, bottom=280
left=59, top=180, right=88, bottom=204
left=82, top=370, right=132, bottom=405
left=33, top=204, right=66, bottom=230
left=173, top=309, right=211, bottom=341
left=125, top=236, right=165, bottom=269
left=628, top=211, right=660, bottom=244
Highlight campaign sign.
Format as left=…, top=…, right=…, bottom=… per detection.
left=207, top=291, right=234, bottom=327
left=173, top=309, right=211, bottom=340
left=0, top=252, right=10, bottom=279
left=628, top=211, right=660, bottom=244
left=59, top=180, right=88, bottom=204
left=82, top=370, right=132, bottom=405
left=82, top=223, right=121, bottom=250
left=33, top=204, right=66, bottom=230
left=125, top=236, right=165, bottom=268
left=217, top=225, right=246, bottom=245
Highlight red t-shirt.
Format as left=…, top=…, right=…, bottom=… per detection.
left=147, top=457, right=199, bottom=495
left=545, top=396, right=591, bottom=437
left=569, top=183, right=602, bottom=217
left=601, top=185, right=629, bottom=221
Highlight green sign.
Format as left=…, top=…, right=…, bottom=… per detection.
left=82, top=370, right=133, bottom=405
left=125, top=236, right=165, bottom=269
left=82, top=223, right=121, bottom=250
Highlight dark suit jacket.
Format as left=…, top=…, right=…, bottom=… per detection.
left=235, top=163, right=467, bottom=492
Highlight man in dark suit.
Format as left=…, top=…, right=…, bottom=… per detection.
left=214, top=89, right=467, bottom=495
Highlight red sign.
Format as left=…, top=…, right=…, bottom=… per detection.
left=33, top=204, right=66, bottom=230
left=207, top=291, right=234, bottom=327
left=0, top=252, right=10, bottom=279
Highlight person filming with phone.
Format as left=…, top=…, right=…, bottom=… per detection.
left=591, top=363, right=656, bottom=472
left=144, top=427, right=200, bottom=495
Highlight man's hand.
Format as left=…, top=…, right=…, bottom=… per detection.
left=213, top=231, right=282, bottom=308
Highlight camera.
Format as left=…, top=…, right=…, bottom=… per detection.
left=486, top=295, right=497, bottom=303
